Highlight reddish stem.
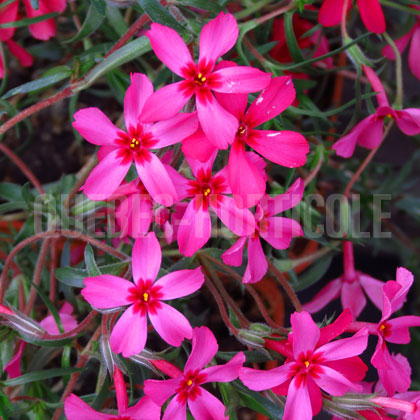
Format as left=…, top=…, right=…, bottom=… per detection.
left=49, top=239, right=58, bottom=304
left=342, top=240, right=356, bottom=282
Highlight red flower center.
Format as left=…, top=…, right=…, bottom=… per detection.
left=291, top=351, right=325, bottom=387
left=194, top=72, right=207, bottom=87
left=127, top=280, right=163, bottom=315
left=176, top=370, right=207, bottom=403
left=236, top=123, right=248, bottom=139
left=379, top=322, right=391, bottom=338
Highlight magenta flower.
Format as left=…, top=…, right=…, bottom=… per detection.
left=240, top=311, right=369, bottom=420
left=0, top=40, right=33, bottom=79
left=0, top=0, right=67, bottom=41
left=65, top=366, right=160, bottom=420
left=183, top=75, right=309, bottom=208
left=73, top=72, right=198, bottom=205
left=333, top=66, right=420, bottom=158
left=382, top=6, right=420, bottom=81
left=319, top=0, right=385, bottom=34
left=222, top=178, right=304, bottom=283
left=377, top=353, right=412, bottom=397
left=142, top=12, right=271, bottom=149
left=303, top=241, right=385, bottom=318
left=144, top=326, right=245, bottom=420
left=81, top=232, right=205, bottom=357
left=371, top=268, right=420, bottom=395
left=170, top=154, right=255, bottom=256
left=4, top=303, right=78, bottom=378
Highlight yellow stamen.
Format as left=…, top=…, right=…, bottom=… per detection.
left=380, top=324, right=386, bottom=331
left=386, top=113, right=393, bottom=119
left=238, top=125, right=246, bottom=135
left=203, top=188, right=211, bottom=196
left=143, top=292, right=149, bottom=302
left=187, top=379, right=193, bottom=386
left=197, top=73, right=202, bottom=79
left=304, top=361, right=310, bottom=368
left=130, top=138, right=140, bottom=148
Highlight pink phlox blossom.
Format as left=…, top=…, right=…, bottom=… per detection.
left=222, top=178, right=304, bottom=284
left=382, top=5, right=420, bottom=80
left=144, top=326, right=245, bottom=420
left=333, top=66, right=420, bottom=158
left=81, top=232, right=205, bottom=357
left=240, top=310, right=369, bottom=420
left=183, top=72, right=309, bottom=208
left=64, top=366, right=160, bottom=420
left=319, top=0, right=385, bottom=34
left=73, top=72, right=198, bottom=205
left=371, top=267, right=420, bottom=394
left=169, top=153, right=256, bottom=256
left=303, top=241, right=385, bottom=318
left=0, top=0, right=67, bottom=41
left=143, top=12, right=271, bottom=149
left=4, top=303, right=77, bottom=378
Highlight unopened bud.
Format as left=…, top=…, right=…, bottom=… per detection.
left=0, top=306, right=45, bottom=340
left=249, top=323, right=272, bottom=337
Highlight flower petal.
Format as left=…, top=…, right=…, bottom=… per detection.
left=240, top=363, right=294, bottom=391
left=198, top=12, right=238, bottom=68
left=110, top=305, right=148, bottom=357
left=196, top=93, right=238, bottom=149
left=318, top=309, right=353, bottom=347
left=149, top=302, right=192, bottom=347
left=151, top=112, right=199, bottom=148
left=185, top=326, right=218, bottom=372
left=0, top=1, right=18, bottom=41
left=64, top=394, right=111, bottom=420
left=359, top=273, right=384, bottom=311
left=146, top=23, right=193, bottom=77
left=247, top=130, right=309, bottom=168
left=81, top=275, right=132, bottom=309
left=154, top=267, right=204, bottom=300
left=314, top=365, right=361, bottom=396
left=408, top=25, right=420, bottom=80
left=356, top=0, right=385, bottom=34
left=395, top=108, right=420, bottom=136
left=212, top=66, right=271, bottom=94
left=324, top=356, right=368, bottom=383
left=387, top=316, right=420, bottom=344
left=182, top=129, right=218, bottom=162
left=124, top=73, right=154, bottom=129
left=40, top=313, right=78, bottom=335
left=214, top=91, right=248, bottom=120
left=245, top=76, right=295, bottom=127
left=202, top=352, right=245, bottom=383
left=290, top=311, right=320, bottom=359
left=222, top=237, right=247, bottom=267
left=382, top=27, right=414, bottom=60
left=135, top=152, right=178, bottom=206
left=72, top=108, right=119, bottom=146
left=162, top=396, right=187, bottom=420
left=188, top=387, right=228, bottom=420
left=243, top=237, right=268, bottom=284
left=362, top=65, right=389, bottom=107
left=144, top=378, right=182, bottom=406
left=140, top=82, right=192, bottom=123
left=23, top=0, right=57, bottom=40
left=264, top=178, right=304, bottom=216
left=4, top=342, right=25, bottom=378
left=260, top=216, right=303, bottom=250
left=132, top=232, right=161, bottom=284
left=302, top=278, right=342, bottom=313
left=6, top=40, right=33, bottom=67
left=319, top=0, right=349, bottom=27
left=341, top=281, right=367, bottom=319
left=377, top=353, right=411, bottom=397
left=177, top=198, right=211, bottom=257
left=283, top=376, right=312, bottom=420
left=123, top=396, right=161, bottom=420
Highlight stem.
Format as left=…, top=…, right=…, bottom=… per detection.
left=303, top=152, right=324, bottom=186
left=383, top=32, right=403, bottom=108
left=343, top=121, right=394, bottom=197
left=341, top=0, right=349, bottom=39
left=342, top=241, right=356, bottom=282
left=0, top=141, right=44, bottom=194
left=49, top=239, right=58, bottom=304
left=255, top=2, right=295, bottom=25
left=371, top=397, right=417, bottom=413
left=267, top=259, right=302, bottom=312
left=24, top=239, right=50, bottom=315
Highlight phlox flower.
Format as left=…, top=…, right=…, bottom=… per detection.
left=73, top=72, right=198, bottom=205
left=371, top=267, right=420, bottom=395
left=168, top=153, right=255, bottom=256
left=303, top=241, right=385, bottom=318
left=64, top=366, right=160, bottom=420
left=4, top=303, right=77, bottom=378
left=81, top=232, right=204, bottom=357
left=142, top=12, right=271, bottom=149
left=183, top=75, right=309, bottom=208
left=0, top=0, right=67, bottom=41
left=319, top=0, right=385, bottom=34
left=377, top=353, right=412, bottom=397
left=333, top=65, right=420, bottom=158
left=144, top=326, right=245, bottom=420
left=382, top=6, right=420, bottom=81
left=240, top=310, right=369, bottom=420
left=222, top=178, right=304, bottom=284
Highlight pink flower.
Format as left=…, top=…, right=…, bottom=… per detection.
left=81, top=232, right=205, bottom=357
left=170, top=153, right=255, bottom=256
left=144, top=326, right=245, bottom=420
left=240, top=311, right=369, bottom=420
left=222, top=178, right=304, bottom=283
left=73, top=73, right=198, bottom=205
left=319, top=0, right=385, bottom=34
left=377, top=353, right=412, bottom=397
left=4, top=303, right=78, bottom=378
left=183, top=75, right=309, bottom=208
left=382, top=6, right=420, bottom=81
left=143, top=12, right=271, bottom=149
left=0, top=40, right=33, bottom=78
left=64, top=366, right=160, bottom=420
left=333, top=66, right=420, bottom=158
left=303, top=241, right=385, bottom=318
left=0, top=0, right=67, bottom=41
left=371, top=268, right=420, bottom=395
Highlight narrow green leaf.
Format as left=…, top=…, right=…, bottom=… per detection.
left=137, top=0, right=189, bottom=36
left=2, top=70, right=71, bottom=99
left=0, top=183, right=23, bottom=202
left=284, top=11, right=305, bottom=64
left=91, top=0, right=106, bottom=15
left=84, top=244, right=101, bottom=277
left=106, top=4, right=128, bottom=36
left=2, top=368, right=82, bottom=386
left=177, top=0, right=222, bottom=13
left=0, top=12, right=58, bottom=29
left=65, top=5, right=104, bottom=43
left=0, top=0, right=16, bottom=9
left=293, top=255, right=334, bottom=292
